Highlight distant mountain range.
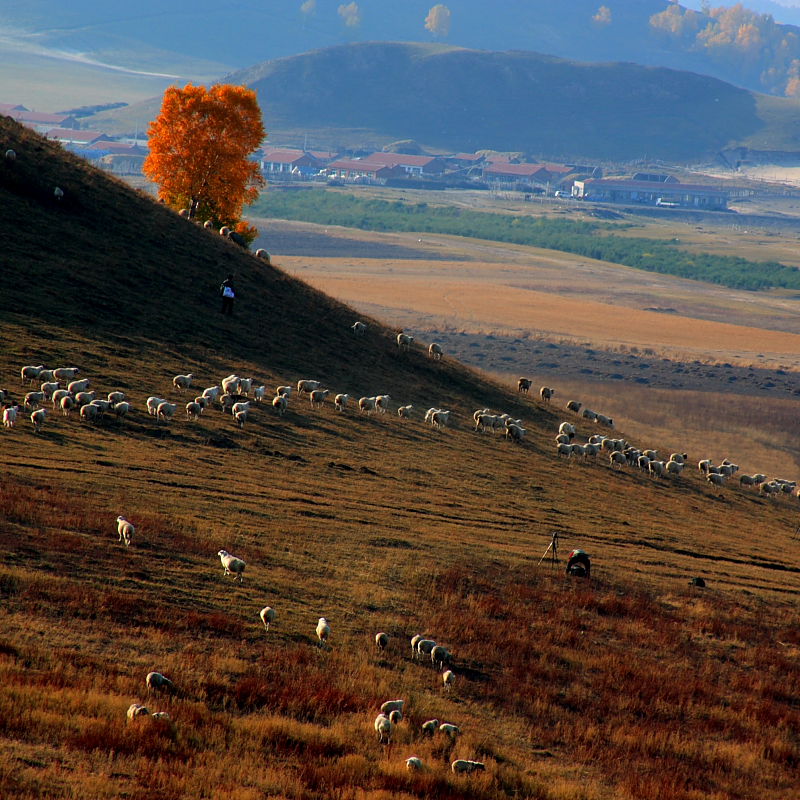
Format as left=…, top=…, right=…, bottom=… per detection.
left=90, top=42, right=800, bottom=163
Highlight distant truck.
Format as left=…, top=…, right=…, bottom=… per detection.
left=656, top=198, right=679, bottom=208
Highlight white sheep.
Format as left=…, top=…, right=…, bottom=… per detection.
left=352, top=321, right=367, bottom=335
left=375, top=632, right=389, bottom=650
left=539, top=386, right=555, bottom=402
left=218, top=549, right=246, bottom=582
left=439, top=723, right=461, bottom=739
left=53, top=367, right=79, bottom=381
left=39, top=381, right=60, bottom=399
left=231, top=401, right=250, bottom=417
left=173, top=373, right=194, bottom=391
left=252, top=385, right=266, bottom=403
left=406, top=757, right=424, bottom=772
left=5, top=148, right=16, bottom=162
left=416, top=638, right=436, bottom=660
left=219, top=226, right=231, bottom=236
left=20, top=365, right=45, bottom=385
left=3, top=406, right=18, bottom=428
left=107, top=391, right=125, bottom=405
left=431, top=644, right=451, bottom=670
left=276, top=385, right=293, bottom=397
left=582, top=408, right=598, bottom=421
left=397, top=404, right=413, bottom=419
left=375, top=394, right=390, bottom=413
left=238, top=378, right=253, bottom=396
left=316, top=616, right=331, bottom=645
left=297, top=379, right=320, bottom=394
left=30, top=408, right=47, bottom=432
left=204, top=220, right=214, bottom=230
left=74, top=391, right=96, bottom=407
left=421, top=718, right=439, bottom=737
left=157, top=401, right=177, bottom=422
left=505, top=423, right=526, bottom=443
left=595, top=413, right=614, bottom=427
left=558, top=422, right=576, bottom=439
left=68, top=378, right=90, bottom=394
left=255, top=248, right=271, bottom=263
left=127, top=703, right=150, bottom=722
left=557, top=442, right=573, bottom=458
left=51, top=389, right=70, bottom=408
left=451, top=760, right=486, bottom=774
left=272, top=394, right=287, bottom=415
left=666, top=460, right=684, bottom=475
left=113, top=401, right=131, bottom=419
left=334, top=393, right=350, bottom=412
left=358, top=396, right=376, bottom=414
left=90, top=399, right=112, bottom=413
left=380, top=699, right=404, bottom=715
left=707, top=473, right=726, bottom=487
left=260, top=606, right=276, bottom=631
left=221, top=375, right=241, bottom=394
left=428, top=342, right=443, bottom=360
left=396, top=332, right=414, bottom=349
left=431, top=409, right=450, bottom=429
left=24, top=391, right=45, bottom=410
left=609, top=451, right=627, bottom=469
left=410, top=634, right=423, bottom=656
left=309, top=388, right=330, bottom=408
left=146, top=672, right=174, bottom=693
left=202, top=385, right=222, bottom=403
left=60, top=396, right=75, bottom=416
left=374, top=710, right=401, bottom=743
left=146, top=396, right=165, bottom=416
left=234, top=410, right=248, bottom=428
left=117, top=515, right=134, bottom=546
left=566, top=400, right=582, bottom=413
left=186, top=401, right=203, bottom=420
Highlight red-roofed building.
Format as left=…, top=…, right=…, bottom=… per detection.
left=324, top=159, right=406, bottom=184
left=361, top=152, right=445, bottom=176
left=9, top=110, right=79, bottom=131
left=482, top=163, right=551, bottom=184
left=260, top=148, right=324, bottom=176
left=45, top=128, right=112, bottom=146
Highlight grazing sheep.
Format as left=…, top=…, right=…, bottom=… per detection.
left=431, top=409, right=450, bottom=430
left=439, top=723, right=461, bottom=739
left=316, top=617, right=331, bottom=645
left=375, top=394, right=390, bottom=413
left=421, top=719, right=439, bottom=737
left=517, top=378, right=532, bottom=394
left=297, top=379, right=320, bottom=394
left=113, top=401, right=131, bottom=419
left=146, top=672, right=174, bottom=693
left=428, top=342, right=443, bottom=360
left=358, top=396, right=377, bottom=414
left=396, top=332, right=414, bottom=350
left=252, top=385, right=266, bottom=403
left=107, top=391, right=125, bottom=405
left=351, top=321, right=367, bottom=335
left=416, top=639, right=436, bottom=659
left=374, top=711, right=401, bottom=743
left=59, top=396, right=75, bottom=416
left=698, top=459, right=713, bottom=474
left=259, top=606, right=276, bottom=631
left=397, top=404, right=413, bottom=419
left=234, top=410, right=248, bottom=428
left=218, top=549, right=246, bottom=582
left=39, top=370, right=58, bottom=384
left=648, top=460, right=665, bottom=479
left=431, top=645, right=451, bottom=670
left=30, top=408, right=47, bottom=432
left=540, top=386, right=555, bottom=402
left=582, top=408, right=598, bottom=421
left=609, top=451, right=627, bottom=469
left=150, top=712, right=171, bottom=722
left=117, top=516, right=134, bottom=546
left=276, top=385, right=292, bottom=398
left=566, top=400, right=582, bottom=414
left=90, top=399, right=112, bottom=413
left=238, top=378, right=253, bottom=396
left=157, top=401, right=177, bottom=422
left=219, top=226, right=231, bottom=236
left=146, top=396, right=166, bottom=416
left=24, top=391, right=45, bottom=410
left=410, top=634, right=423, bottom=656
left=760, top=481, right=779, bottom=496
left=221, top=375, right=241, bottom=394
left=20, top=365, right=45, bottom=385
left=3, top=405, right=18, bottom=428
left=557, top=442, right=573, bottom=458
left=51, top=389, right=70, bottom=408
left=505, top=423, right=526, bottom=443
left=40, top=381, right=60, bottom=399
left=74, top=391, right=96, bottom=407
left=452, top=760, right=486, bottom=774
left=68, top=379, right=90, bottom=394
left=442, top=670, right=455, bottom=691
left=254, top=248, right=271, bottom=263
left=406, top=757, right=424, bottom=772
left=5, top=148, right=16, bottom=162
left=230, top=401, right=250, bottom=417
left=707, top=473, right=726, bottom=487
left=173, top=373, right=194, bottom=391
left=334, top=393, right=350, bottom=412
left=555, top=433, right=570, bottom=445
left=186, top=401, right=203, bottom=420
left=595, top=413, right=614, bottom=427
left=666, top=460, right=684, bottom=475
left=375, top=632, right=389, bottom=650
left=669, top=453, right=687, bottom=464
left=52, top=367, right=79, bottom=382
left=272, top=394, right=287, bottom=415
left=309, top=388, right=330, bottom=408
left=127, top=703, right=150, bottom=722
left=425, top=408, right=441, bottom=424
left=739, top=474, right=759, bottom=488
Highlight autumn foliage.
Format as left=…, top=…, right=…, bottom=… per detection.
left=144, top=83, right=266, bottom=227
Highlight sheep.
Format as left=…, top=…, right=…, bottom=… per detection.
left=309, top=388, right=330, bottom=408
left=79, top=403, right=99, bottom=423
left=238, top=378, right=253, bottom=396
left=517, top=378, right=532, bottom=394
left=595, top=413, right=614, bottom=427
left=375, top=394, right=390, bottom=413
left=380, top=699, right=404, bottom=715
left=157, top=401, right=177, bottom=422
left=5, top=148, right=16, bottom=162
left=231, top=401, right=250, bottom=417
left=113, top=401, right=131, bottom=419
left=540, top=386, right=555, bottom=402
left=707, top=473, right=726, bottom=487
left=396, top=332, right=414, bottom=350
left=410, top=634, right=423, bottom=656
left=316, top=617, right=331, bottom=645
left=202, top=385, right=222, bottom=403
left=375, top=632, right=389, bottom=650
left=127, top=703, right=150, bottom=722
left=173, top=373, right=194, bottom=391
left=582, top=408, right=598, bottom=421
left=252, top=385, right=266, bottom=403
left=24, top=391, right=44, bottom=410
left=739, top=474, right=759, bottom=488
left=557, top=442, right=573, bottom=459
left=20, top=365, right=45, bottom=385
left=234, top=410, right=248, bottom=428
left=60, top=396, right=75, bottom=416
left=186, top=401, right=203, bottom=420
left=505, top=423, right=526, bottom=443
left=358, top=396, right=377, bottom=414
left=150, top=712, right=172, bottom=722
left=760, top=480, right=780, bottom=496
left=90, top=399, right=112, bottom=413
left=566, top=400, right=582, bottom=414
left=218, top=549, right=245, bottom=582
left=297, top=379, right=321, bottom=394
left=3, top=405, right=18, bottom=428
left=40, top=381, right=60, bottom=399
left=431, top=644, right=451, bottom=670
left=259, top=606, right=276, bottom=631
left=374, top=711, right=401, bottom=743
left=666, top=460, right=684, bottom=476
left=421, top=719, right=439, bottom=737
left=51, top=389, right=70, bottom=408
left=698, top=459, right=713, bottom=474
left=395, top=403, right=413, bottom=419
left=476, top=413, right=499, bottom=433
left=272, top=394, right=287, bottom=416
left=30, top=408, right=47, bottom=432
left=438, top=723, right=461, bottom=739
left=68, top=379, right=90, bottom=394
left=609, top=451, right=627, bottom=469
left=352, top=321, right=367, bottom=335
left=219, top=226, right=231, bottom=236
left=648, top=460, right=665, bottom=479
left=669, top=453, right=688, bottom=464
left=416, top=639, right=437, bottom=659
left=116, top=515, right=134, bottom=546
left=204, top=219, right=214, bottom=230
left=558, top=422, right=576, bottom=439
left=637, top=455, right=651, bottom=472
left=334, top=393, right=350, bottom=412
left=221, top=375, right=241, bottom=394
left=452, top=760, right=486, bottom=774
left=74, top=391, right=96, bottom=407
left=276, top=385, right=293, bottom=398
left=146, top=672, right=174, bottom=694
left=255, top=248, right=271, bottom=263
left=53, top=186, right=64, bottom=200
left=53, top=367, right=80, bottom=381
left=36, top=369, right=54, bottom=383
left=431, top=410, right=450, bottom=430
left=425, top=408, right=441, bottom=424
left=107, top=391, right=125, bottom=405
left=146, top=396, right=166, bottom=416
left=406, top=757, right=424, bottom=772
left=428, top=342, right=443, bottom=360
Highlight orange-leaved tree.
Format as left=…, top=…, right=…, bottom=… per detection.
left=144, top=83, right=266, bottom=227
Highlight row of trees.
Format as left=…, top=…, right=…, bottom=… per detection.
left=650, top=2, right=800, bottom=97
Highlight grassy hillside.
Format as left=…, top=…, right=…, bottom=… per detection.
left=1, top=117, right=799, bottom=800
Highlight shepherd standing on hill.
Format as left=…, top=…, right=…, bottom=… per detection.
left=220, top=274, right=236, bottom=315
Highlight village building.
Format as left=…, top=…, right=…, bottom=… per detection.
left=259, top=147, right=325, bottom=177
left=572, top=177, right=729, bottom=209
left=323, top=158, right=406, bottom=184
left=359, top=152, right=446, bottom=177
